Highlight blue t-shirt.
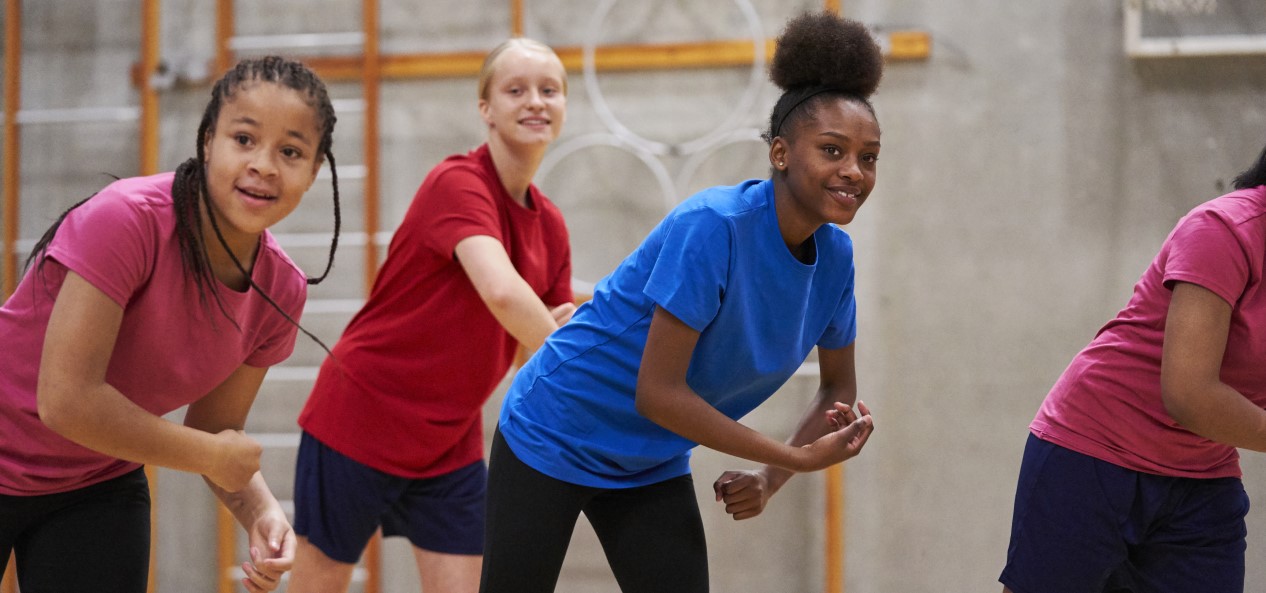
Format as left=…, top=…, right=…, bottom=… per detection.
left=498, top=178, right=857, bottom=488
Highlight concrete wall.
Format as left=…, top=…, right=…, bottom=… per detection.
left=5, top=0, right=1266, bottom=591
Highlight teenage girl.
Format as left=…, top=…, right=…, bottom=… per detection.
left=0, top=56, right=341, bottom=593
left=289, top=38, right=573, bottom=593
left=1000, top=144, right=1266, bottom=593
left=479, top=12, right=879, bottom=593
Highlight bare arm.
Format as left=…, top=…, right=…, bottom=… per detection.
left=713, top=344, right=873, bottom=520
left=1161, top=281, right=1266, bottom=451
left=454, top=235, right=573, bottom=351
left=36, top=270, right=259, bottom=490
left=634, top=306, right=872, bottom=474
left=185, top=365, right=293, bottom=593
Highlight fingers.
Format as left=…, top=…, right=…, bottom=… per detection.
left=550, top=302, right=577, bottom=326
left=242, top=548, right=283, bottom=593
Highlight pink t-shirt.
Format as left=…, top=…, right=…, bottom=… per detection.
left=0, top=173, right=306, bottom=496
left=1032, top=186, right=1266, bottom=479
left=298, top=144, right=572, bottom=479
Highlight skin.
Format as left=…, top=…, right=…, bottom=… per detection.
left=635, top=96, right=880, bottom=522
left=1001, top=281, right=1262, bottom=592
left=37, top=81, right=323, bottom=593
left=288, top=45, right=573, bottom=593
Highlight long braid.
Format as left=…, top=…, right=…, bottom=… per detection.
left=307, top=148, right=340, bottom=284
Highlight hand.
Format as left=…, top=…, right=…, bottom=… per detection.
left=797, top=401, right=874, bottom=472
left=550, top=302, right=577, bottom=326
left=713, top=469, right=773, bottom=521
left=241, top=510, right=295, bottom=593
left=206, top=430, right=261, bottom=493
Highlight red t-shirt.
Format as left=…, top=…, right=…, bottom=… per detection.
left=1032, top=186, right=1266, bottom=478
left=298, top=144, right=572, bottom=478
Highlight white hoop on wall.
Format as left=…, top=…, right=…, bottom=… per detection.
left=581, top=0, right=766, bottom=157
left=674, top=127, right=766, bottom=196
left=537, top=133, right=679, bottom=213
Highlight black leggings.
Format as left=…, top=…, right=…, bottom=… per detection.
left=480, top=430, right=708, bottom=593
left=0, top=468, right=150, bottom=593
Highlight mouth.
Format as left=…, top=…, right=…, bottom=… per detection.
left=830, top=188, right=862, bottom=208
left=519, top=117, right=551, bottom=127
left=237, top=186, right=277, bottom=202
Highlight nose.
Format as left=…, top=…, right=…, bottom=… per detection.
left=250, top=150, right=278, bottom=177
left=839, top=155, right=861, bottom=181
left=526, top=88, right=546, bottom=109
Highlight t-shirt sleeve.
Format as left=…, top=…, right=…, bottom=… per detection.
left=44, top=190, right=157, bottom=308
left=416, top=167, right=504, bottom=259
left=818, top=265, right=857, bottom=349
left=1163, top=209, right=1250, bottom=306
left=643, top=210, right=731, bottom=332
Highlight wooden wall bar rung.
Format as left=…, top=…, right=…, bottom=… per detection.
left=301, top=32, right=930, bottom=83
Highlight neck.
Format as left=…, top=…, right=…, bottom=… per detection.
left=200, top=202, right=259, bottom=292
left=771, top=175, right=819, bottom=257
left=486, top=135, right=547, bottom=206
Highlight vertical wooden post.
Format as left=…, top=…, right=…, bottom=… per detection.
left=2, top=0, right=21, bottom=300
left=139, top=2, right=161, bottom=591
left=217, top=503, right=237, bottom=593
left=510, top=0, right=524, bottom=37
left=215, top=0, right=235, bottom=77
left=361, top=0, right=382, bottom=293
left=825, top=464, right=845, bottom=593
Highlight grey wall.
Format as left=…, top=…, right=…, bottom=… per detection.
left=5, top=0, right=1266, bottom=591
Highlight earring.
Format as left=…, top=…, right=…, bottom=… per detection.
left=777, top=161, right=784, bottom=167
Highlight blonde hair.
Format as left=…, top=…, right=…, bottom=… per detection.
left=477, top=38, right=567, bottom=100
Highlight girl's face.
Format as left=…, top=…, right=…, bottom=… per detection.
left=203, top=82, right=322, bottom=246
left=478, top=47, right=567, bottom=149
left=772, top=98, right=880, bottom=233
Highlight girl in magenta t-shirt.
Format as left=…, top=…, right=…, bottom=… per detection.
left=0, top=57, right=342, bottom=593
left=289, top=38, right=574, bottom=593
left=1001, top=144, right=1266, bottom=593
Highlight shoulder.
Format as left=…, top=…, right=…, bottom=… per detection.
left=1178, top=187, right=1266, bottom=247
left=425, top=145, right=496, bottom=189
left=77, top=173, right=176, bottom=222
left=665, top=179, right=769, bottom=231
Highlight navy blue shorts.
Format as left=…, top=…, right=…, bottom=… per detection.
left=293, top=432, right=487, bottom=563
left=1001, top=433, right=1249, bottom=593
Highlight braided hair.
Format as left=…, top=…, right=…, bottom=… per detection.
left=26, top=56, right=341, bottom=351
left=1232, top=142, right=1266, bottom=190
left=763, top=11, right=884, bottom=143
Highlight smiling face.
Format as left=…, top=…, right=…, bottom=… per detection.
left=770, top=97, right=880, bottom=247
left=478, top=45, right=567, bottom=150
left=202, top=81, right=322, bottom=249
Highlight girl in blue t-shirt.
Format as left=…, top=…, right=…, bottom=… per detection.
left=480, top=12, right=881, bottom=593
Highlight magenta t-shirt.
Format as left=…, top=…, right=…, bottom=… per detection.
left=0, top=173, right=306, bottom=496
left=1033, top=185, right=1266, bottom=479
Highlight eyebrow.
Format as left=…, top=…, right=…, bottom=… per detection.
left=818, top=131, right=881, bottom=147
left=229, top=115, right=315, bottom=147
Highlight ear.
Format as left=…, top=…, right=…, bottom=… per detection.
left=478, top=98, right=493, bottom=128
left=769, top=138, right=788, bottom=172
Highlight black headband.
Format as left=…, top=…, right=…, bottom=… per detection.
left=773, top=85, right=839, bottom=138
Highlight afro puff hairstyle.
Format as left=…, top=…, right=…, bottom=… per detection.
left=764, top=11, right=884, bottom=142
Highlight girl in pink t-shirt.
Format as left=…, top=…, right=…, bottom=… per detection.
left=1001, top=144, right=1266, bottom=593
left=0, top=57, right=341, bottom=593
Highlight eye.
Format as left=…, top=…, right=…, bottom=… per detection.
left=862, top=153, right=879, bottom=163
left=542, top=87, right=557, bottom=96
left=507, top=87, right=522, bottom=95
left=281, top=147, right=303, bottom=159
left=823, top=146, right=841, bottom=156
left=234, top=133, right=252, bottom=146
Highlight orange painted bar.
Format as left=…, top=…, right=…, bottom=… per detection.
left=217, top=504, right=236, bottom=593
left=361, top=0, right=382, bottom=301
left=511, top=0, right=524, bottom=37
left=825, top=464, right=845, bottom=593
left=2, top=0, right=20, bottom=299
left=215, top=0, right=235, bottom=77
left=140, top=0, right=159, bottom=176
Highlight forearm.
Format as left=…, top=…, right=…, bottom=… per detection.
left=761, top=387, right=854, bottom=493
left=1165, top=381, right=1266, bottom=452
left=207, top=472, right=283, bottom=529
left=482, top=280, right=558, bottom=351
left=38, top=381, right=218, bottom=475
left=638, top=384, right=808, bottom=472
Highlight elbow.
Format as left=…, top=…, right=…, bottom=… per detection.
left=1160, top=380, right=1198, bottom=430
left=634, top=384, right=665, bottom=425
left=36, top=386, right=76, bottom=437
